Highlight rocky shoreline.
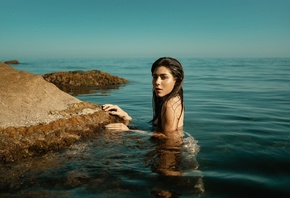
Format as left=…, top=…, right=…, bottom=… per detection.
left=0, top=62, right=127, bottom=163
left=0, top=102, right=122, bottom=163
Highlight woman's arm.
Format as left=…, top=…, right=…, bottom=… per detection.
left=102, top=104, right=131, bottom=131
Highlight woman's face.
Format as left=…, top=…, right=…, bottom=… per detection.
left=152, top=66, right=176, bottom=98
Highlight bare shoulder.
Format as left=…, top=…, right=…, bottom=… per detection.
left=162, top=96, right=184, bottom=130
left=164, top=96, right=182, bottom=110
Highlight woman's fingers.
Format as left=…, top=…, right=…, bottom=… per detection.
left=102, top=104, right=112, bottom=110
left=102, top=104, right=122, bottom=115
left=109, top=111, right=120, bottom=117
left=102, top=104, right=131, bottom=121
left=102, top=104, right=118, bottom=111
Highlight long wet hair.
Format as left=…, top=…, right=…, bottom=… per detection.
left=151, top=57, right=184, bottom=130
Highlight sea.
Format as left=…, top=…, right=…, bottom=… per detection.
left=1, top=57, right=290, bottom=197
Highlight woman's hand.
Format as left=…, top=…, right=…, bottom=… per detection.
left=102, top=104, right=132, bottom=121
left=105, top=123, right=129, bottom=132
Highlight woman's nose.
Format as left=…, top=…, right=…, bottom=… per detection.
left=155, top=77, right=161, bottom=85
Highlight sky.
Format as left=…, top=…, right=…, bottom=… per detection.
left=1, top=0, right=290, bottom=59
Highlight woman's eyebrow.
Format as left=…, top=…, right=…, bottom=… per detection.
left=153, top=73, right=169, bottom=76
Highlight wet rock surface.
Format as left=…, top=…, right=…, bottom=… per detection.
left=0, top=62, right=123, bottom=163
left=0, top=102, right=122, bottom=163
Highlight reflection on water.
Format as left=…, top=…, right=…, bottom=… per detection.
left=146, top=130, right=204, bottom=197
left=63, top=84, right=124, bottom=96
left=0, top=130, right=204, bottom=197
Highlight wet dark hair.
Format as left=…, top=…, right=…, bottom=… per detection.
left=151, top=57, right=184, bottom=130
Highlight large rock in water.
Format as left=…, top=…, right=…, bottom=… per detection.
left=4, top=60, right=19, bottom=64
left=43, top=70, right=128, bottom=94
left=0, top=62, right=122, bottom=163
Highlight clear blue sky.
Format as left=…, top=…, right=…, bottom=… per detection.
left=1, top=0, right=290, bottom=59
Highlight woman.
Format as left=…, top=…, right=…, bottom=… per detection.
left=102, top=59, right=204, bottom=193
left=102, top=57, right=184, bottom=137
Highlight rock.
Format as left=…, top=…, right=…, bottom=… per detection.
left=43, top=70, right=128, bottom=94
left=0, top=62, right=80, bottom=128
left=4, top=60, right=19, bottom=64
left=0, top=62, right=123, bottom=163
left=0, top=102, right=122, bottom=163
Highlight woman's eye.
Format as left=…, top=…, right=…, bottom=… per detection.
left=161, top=75, right=168, bottom=80
left=152, top=75, right=168, bottom=80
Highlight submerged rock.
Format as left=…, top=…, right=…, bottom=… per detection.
left=0, top=62, right=123, bottom=163
left=43, top=70, right=128, bottom=94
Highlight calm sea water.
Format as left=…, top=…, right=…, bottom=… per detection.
left=1, top=57, right=290, bottom=197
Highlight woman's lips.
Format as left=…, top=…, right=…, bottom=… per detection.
left=155, top=88, right=162, bottom=92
